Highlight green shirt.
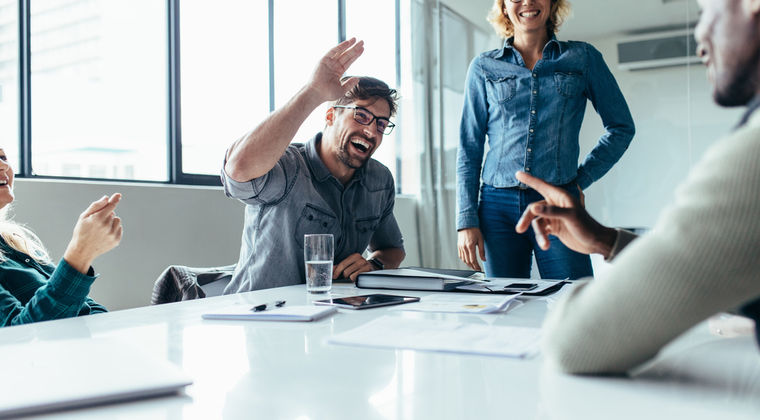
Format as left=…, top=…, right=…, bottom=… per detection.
left=0, top=236, right=106, bottom=327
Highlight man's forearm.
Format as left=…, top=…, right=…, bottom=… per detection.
left=369, top=248, right=406, bottom=269
left=224, top=85, right=324, bottom=182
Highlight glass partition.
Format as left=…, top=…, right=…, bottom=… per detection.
left=564, top=0, right=742, bottom=228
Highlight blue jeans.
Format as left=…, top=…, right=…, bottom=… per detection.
left=479, top=184, right=593, bottom=279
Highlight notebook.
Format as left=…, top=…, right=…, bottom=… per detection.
left=355, top=268, right=480, bottom=291
left=202, top=304, right=338, bottom=321
left=0, top=338, right=192, bottom=418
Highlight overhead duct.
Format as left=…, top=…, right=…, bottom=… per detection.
left=617, top=28, right=699, bottom=71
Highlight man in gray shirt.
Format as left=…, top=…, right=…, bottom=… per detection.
left=221, top=39, right=405, bottom=293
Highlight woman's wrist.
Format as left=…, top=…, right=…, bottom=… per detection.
left=63, top=246, right=93, bottom=275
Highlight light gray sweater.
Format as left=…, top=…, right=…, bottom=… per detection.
left=542, top=110, right=760, bottom=374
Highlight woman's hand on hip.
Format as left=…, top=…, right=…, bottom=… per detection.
left=64, top=193, right=124, bottom=274
left=457, top=227, right=486, bottom=271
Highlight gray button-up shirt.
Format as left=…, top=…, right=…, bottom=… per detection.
left=221, top=133, right=404, bottom=293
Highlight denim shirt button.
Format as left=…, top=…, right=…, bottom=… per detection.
left=527, top=148, right=532, bottom=152
left=526, top=168, right=531, bottom=172
left=531, top=110, right=536, bottom=114
left=322, top=222, right=328, bottom=228
left=532, top=73, right=537, bottom=78
left=529, top=129, right=534, bottom=133
left=307, top=215, right=314, bottom=221
left=24, top=258, right=30, bottom=263
left=533, top=90, right=537, bottom=94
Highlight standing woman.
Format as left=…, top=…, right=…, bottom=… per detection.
left=456, top=0, right=634, bottom=279
left=0, top=148, right=123, bottom=326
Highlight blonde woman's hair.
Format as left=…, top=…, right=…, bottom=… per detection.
left=487, top=0, right=572, bottom=39
left=0, top=206, right=51, bottom=264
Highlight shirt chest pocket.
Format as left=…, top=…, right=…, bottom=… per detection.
left=294, top=204, right=338, bottom=247
left=554, top=72, right=584, bottom=97
left=354, top=216, right=380, bottom=246
left=485, top=75, right=516, bottom=104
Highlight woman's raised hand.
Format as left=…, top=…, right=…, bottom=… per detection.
left=63, top=193, right=123, bottom=274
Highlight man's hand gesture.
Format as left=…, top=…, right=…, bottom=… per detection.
left=308, top=38, right=364, bottom=102
left=514, top=171, right=617, bottom=258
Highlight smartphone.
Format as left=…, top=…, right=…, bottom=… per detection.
left=502, top=282, right=538, bottom=292
left=313, top=294, right=420, bottom=310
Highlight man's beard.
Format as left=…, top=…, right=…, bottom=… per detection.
left=714, top=51, right=760, bottom=107
left=337, top=145, right=367, bottom=169
left=336, top=135, right=372, bottom=169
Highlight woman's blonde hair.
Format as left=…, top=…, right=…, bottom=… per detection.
left=487, top=0, right=572, bottom=39
left=0, top=205, right=51, bottom=264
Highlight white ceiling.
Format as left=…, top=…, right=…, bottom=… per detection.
left=442, top=0, right=700, bottom=40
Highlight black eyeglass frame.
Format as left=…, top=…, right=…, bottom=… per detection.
left=332, top=105, right=396, bottom=135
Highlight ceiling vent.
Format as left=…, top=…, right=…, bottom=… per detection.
left=617, top=28, right=699, bottom=71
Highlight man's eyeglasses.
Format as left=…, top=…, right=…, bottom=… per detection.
left=332, top=105, right=396, bottom=135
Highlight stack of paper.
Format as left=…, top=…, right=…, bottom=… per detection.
left=327, top=315, right=541, bottom=358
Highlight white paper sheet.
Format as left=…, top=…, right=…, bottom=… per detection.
left=327, top=315, right=541, bottom=358
left=390, top=293, right=523, bottom=314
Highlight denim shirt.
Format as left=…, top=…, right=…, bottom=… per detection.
left=456, top=37, right=635, bottom=230
left=221, top=133, right=404, bottom=293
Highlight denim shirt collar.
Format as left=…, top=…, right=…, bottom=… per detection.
left=306, top=133, right=365, bottom=184
left=495, top=34, right=562, bottom=59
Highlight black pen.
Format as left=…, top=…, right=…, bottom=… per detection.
left=252, top=300, right=286, bottom=312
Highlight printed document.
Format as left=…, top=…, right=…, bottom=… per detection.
left=328, top=315, right=541, bottom=358
left=390, top=293, right=523, bottom=314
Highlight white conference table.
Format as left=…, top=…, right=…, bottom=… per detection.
left=2, top=284, right=759, bottom=420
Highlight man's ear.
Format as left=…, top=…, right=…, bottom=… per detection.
left=325, top=107, right=335, bottom=126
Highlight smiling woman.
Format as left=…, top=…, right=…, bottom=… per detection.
left=0, top=148, right=124, bottom=327
left=456, top=0, right=635, bottom=280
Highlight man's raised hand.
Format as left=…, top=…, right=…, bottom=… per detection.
left=308, top=38, right=365, bottom=102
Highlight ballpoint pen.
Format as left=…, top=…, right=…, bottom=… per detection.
left=252, top=300, right=286, bottom=312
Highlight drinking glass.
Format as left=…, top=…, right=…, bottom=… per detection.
left=304, top=234, right=334, bottom=293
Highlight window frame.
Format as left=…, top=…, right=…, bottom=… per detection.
left=12, top=0, right=402, bottom=188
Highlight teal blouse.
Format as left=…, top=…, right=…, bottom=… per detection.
left=0, top=236, right=106, bottom=326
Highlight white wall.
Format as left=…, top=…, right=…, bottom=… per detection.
left=12, top=179, right=420, bottom=311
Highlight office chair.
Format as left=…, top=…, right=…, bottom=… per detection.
left=151, top=264, right=236, bottom=304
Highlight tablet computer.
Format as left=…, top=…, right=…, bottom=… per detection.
left=313, top=294, right=420, bottom=310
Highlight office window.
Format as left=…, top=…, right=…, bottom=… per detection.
left=179, top=1, right=269, bottom=176
left=273, top=0, right=337, bottom=143
left=0, top=0, right=19, bottom=169
left=30, top=0, right=168, bottom=181
left=7, top=0, right=406, bottom=187
left=345, top=0, right=398, bottom=182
